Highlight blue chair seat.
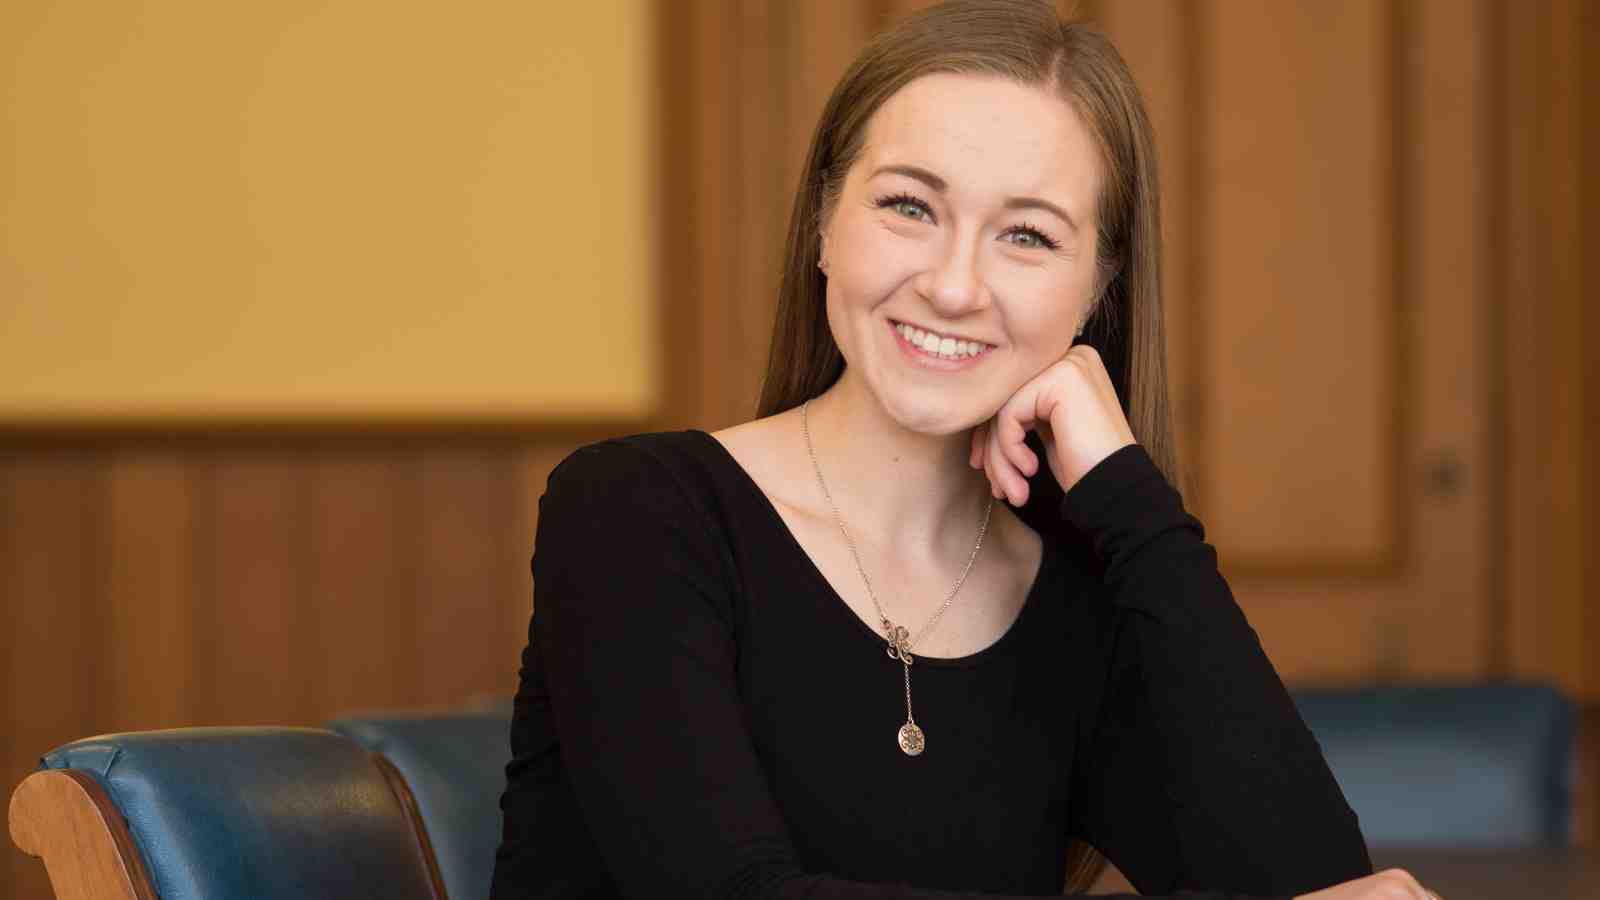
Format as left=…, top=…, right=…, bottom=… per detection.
left=1292, top=681, right=1575, bottom=847
left=21, top=727, right=440, bottom=900
left=330, top=706, right=512, bottom=900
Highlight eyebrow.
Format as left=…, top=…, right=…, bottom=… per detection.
left=869, top=163, right=1080, bottom=234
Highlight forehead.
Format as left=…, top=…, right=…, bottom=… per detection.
left=857, top=73, right=1102, bottom=219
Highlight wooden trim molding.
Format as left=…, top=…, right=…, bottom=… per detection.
left=1575, top=704, right=1600, bottom=847
left=372, top=752, right=449, bottom=900
left=8, top=769, right=157, bottom=900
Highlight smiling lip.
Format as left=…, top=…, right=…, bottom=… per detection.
left=891, top=319, right=991, bottom=346
left=888, top=319, right=994, bottom=370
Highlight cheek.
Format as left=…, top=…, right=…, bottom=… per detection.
left=832, top=218, right=923, bottom=296
left=1006, top=268, right=1090, bottom=330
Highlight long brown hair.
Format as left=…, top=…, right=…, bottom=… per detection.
left=755, top=0, right=1180, bottom=501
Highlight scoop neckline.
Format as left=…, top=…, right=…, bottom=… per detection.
left=689, top=428, right=1057, bottom=670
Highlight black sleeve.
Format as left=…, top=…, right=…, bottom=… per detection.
left=502, top=439, right=1319, bottom=900
left=1061, top=444, right=1375, bottom=898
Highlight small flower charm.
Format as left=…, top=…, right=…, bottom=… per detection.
left=884, top=623, right=913, bottom=665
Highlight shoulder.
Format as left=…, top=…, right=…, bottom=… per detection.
left=533, top=433, right=743, bottom=628
left=547, top=430, right=720, bottom=501
left=542, top=429, right=734, bottom=521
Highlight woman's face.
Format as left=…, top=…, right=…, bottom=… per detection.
left=821, top=72, right=1105, bottom=435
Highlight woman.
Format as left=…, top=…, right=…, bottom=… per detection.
left=492, top=2, right=1440, bottom=898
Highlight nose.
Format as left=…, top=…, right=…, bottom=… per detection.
left=915, top=229, right=990, bottom=318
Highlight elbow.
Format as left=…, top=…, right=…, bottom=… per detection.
left=702, top=859, right=823, bottom=900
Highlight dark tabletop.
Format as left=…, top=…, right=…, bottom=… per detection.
left=1369, top=848, right=1599, bottom=900
left=1087, top=849, right=1597, bottom=898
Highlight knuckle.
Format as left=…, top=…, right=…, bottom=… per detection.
left=1375, top=867, right=1420, bottom=892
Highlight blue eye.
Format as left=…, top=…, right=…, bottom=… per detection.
left=875, top=192, right=934, bottom=224
left=1002, top=223, right=1061, bottom=251
left=872, top=193, right=1061, bottom=252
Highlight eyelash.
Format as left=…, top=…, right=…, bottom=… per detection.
left=872, top=192, right=1062, bottom=252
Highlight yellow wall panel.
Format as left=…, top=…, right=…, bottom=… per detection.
left=0, top=1, right=659, bottom=422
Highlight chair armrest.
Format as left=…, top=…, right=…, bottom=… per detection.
left=9, top=768, right=156, bottom=900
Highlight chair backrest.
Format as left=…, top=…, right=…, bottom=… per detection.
left=1292, top=681, right=1576, bottom=848
left=8, top=727, right=442, bottom=900
left=329, top=706, right=511, bottom=900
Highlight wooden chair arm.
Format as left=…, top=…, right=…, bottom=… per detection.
left=9, top=769, right=156, bottom=900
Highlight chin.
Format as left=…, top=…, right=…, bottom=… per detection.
left=874, top=386, right=990, bottom=436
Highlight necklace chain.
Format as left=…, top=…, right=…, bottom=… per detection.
left=800, top=398, right=994, bottom=756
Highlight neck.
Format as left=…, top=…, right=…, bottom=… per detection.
left=801, top=372, right=995, bottom=563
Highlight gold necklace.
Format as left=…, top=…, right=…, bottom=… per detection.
left=800, top=399, right=994, bottom=757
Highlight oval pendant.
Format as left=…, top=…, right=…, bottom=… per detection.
left=897, top=722, right=925, bottom=756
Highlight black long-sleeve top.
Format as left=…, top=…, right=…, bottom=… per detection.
left=491, top=429, right=1373, bottom=899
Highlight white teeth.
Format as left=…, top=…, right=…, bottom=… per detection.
left=895, top=322, right=989, bottom=359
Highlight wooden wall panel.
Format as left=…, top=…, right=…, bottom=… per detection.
left=414, top=450, right=524, bottom=707
left=1, top=436, right=603, bottom=899
left=100, top=454, right=194, bottom=733
left=727, top=0, right=790, bottom=427
left=666, top=0, right=738, bottom=430
left=1402, top=0, right=1495, bottom=678
left=1502, top=0, right=1591, bottom=700
left=1094, top=0, right=1200, bottom=498
left=2, top=454, right=102, bottom=900
left=198, top=457, right=315, bottom=726
left=305, top=453, right=417, bottom=713
left=1585, top=0, right=1600, bottom=704
left=1202, top=0, right=1399, bottom=570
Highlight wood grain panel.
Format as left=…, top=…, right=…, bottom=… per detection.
left=195, top=455, right=314, bottom=725
left=728, top=0, right=787, bottom=426
left=1402, top=0, right=1494, bottom=678
left=3, top=458, right=13, bottom=896
left=305, top=452, right=417, bottom=713
left=99, top=454, right=194, bottom=732
left=1092, top=1, right=1514, bottom=688
left=1502, top=0, right=1589, bottom=698
left=1585, top=0, right=1600, bottom=704
left=1201, top=0, right=1400, bottom=571
left=1094, top=0, right=1200, bottom=500
left=675, top=0, right=737, bottom=429
left=414, top=449, right=521, bottom=706
left=1225, top=580, right=1396, bottom=683
left=2, top=452, right=102, bottom=900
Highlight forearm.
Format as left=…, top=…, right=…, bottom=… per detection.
left=1061, top=445, right=1372, bottom=895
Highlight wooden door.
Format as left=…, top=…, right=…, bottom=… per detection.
left=1097, top=0, right=1500, bottom=684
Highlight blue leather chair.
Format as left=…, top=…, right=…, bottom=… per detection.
left=1291, top=682, right=1576, bottom=847
left=330, top=705, right=512, bottom=900
left=9, top=727, right=441, bottom=900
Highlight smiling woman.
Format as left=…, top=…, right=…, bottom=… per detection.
left=491, top=2, right=1427, bottom=899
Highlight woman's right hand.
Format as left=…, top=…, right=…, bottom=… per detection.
left=1297, top=868, right=1442, bottom=900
